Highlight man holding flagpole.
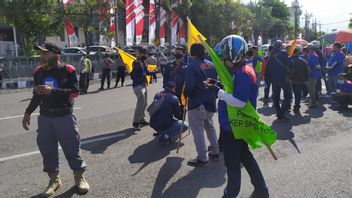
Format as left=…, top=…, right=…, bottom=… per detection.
left=205, top=35, right=269, bottom=198
left=184, top=43, right=219, bottom=166
left=131, top=47, right=152, bottom=131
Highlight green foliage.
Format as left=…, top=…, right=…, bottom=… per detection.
left=246, top=0, right=291, bottom=42
left=0, top=0, right=64, bottom=55
left=349, top=18, right=352, bottom=29
left=65, top=0, right=112, bottom=46
left=172, top=0, right=291, bottom=45
left=172, top=0, right=253, bottom=45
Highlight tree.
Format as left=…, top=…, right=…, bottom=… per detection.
left=171, top=0, right=253, bottom=45
left=65, top=0, right=111, bottom=47
left=246, top=0, right=291, bottom=43
left=0, top=0, right=64, bottom=55
left=349, top=18, right=352, bottom=29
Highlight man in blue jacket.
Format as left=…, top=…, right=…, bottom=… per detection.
left=163, top=46, right=187, bottom=102
left=307, top=47, right=322, bottom=108
left=326, top=42, right=345, bottom=94
left=265, top=40, right=292, bottom=121
left=184, top=43, right=219, bottom=166
left=131, top=47, right=151, bottom=131
left=150, top=81, right=188, bottom=144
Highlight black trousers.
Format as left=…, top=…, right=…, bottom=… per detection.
left=0, top=74, right=2, bottom=89
left=116, top=67, right=125, bottom=86
left=101, top=68, right=111, bottom=88
left=79, top=72, right=89, bottom=93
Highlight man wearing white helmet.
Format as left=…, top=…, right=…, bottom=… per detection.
left=205, top=35, right=269, bottom=198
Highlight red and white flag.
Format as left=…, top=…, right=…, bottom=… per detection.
left=64, top=18, right=78, bottom=46
left=126, top=0, right=136, bottom=46
left=171, top=12, right=178, bottom=46
left=159, top=6, right=167, bottom=46
left=135, top=0, right=144, bottom=45
left=148, top=0, right=156, bottom=45
left=179, top=17, right=186, bottom=45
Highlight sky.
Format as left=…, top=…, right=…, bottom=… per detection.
left=242, top=0, right=352, bottom=32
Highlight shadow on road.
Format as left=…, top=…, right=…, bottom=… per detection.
left=53, top=186, right=77, bottom=198
left=128, top=139, right=184, bottom=176
left=287, top=112, right=311, bottom=126
left=18, top=98, right=32, bottom=102
left=81, top=128, right=136, bottom=154
left=328, top=103, right=352, bottom=117
left=150, top=157, right=184, bottom=198
left=304, top=105, right=327, bottom=118
left=84, top=89, right=100, bottom=95
left=30, top=186, right=84, bottom=198
left=157, top=159, right=226, bottom=198
left=271, top=119, right=301, bottom=153
left=257, top=105, right=276, bottom=116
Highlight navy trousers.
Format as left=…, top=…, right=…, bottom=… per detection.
left=37, top=114, right=86, bottom=173
left=222, top=129, right=268, bottom=198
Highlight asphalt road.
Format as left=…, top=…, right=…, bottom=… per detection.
left=0, top=78, right=351, bottom=198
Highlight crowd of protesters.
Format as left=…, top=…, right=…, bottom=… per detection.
left=262, top=40, right=352, bottom=121
left=20, top=36, right=352, bottom=198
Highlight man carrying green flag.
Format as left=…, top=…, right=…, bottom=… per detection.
left=203, top=35, right=272, bottom=198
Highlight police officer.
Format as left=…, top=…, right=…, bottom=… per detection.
left=99, top=54, right=114, bottom=90
left=22, top=42, right=89, bottom=197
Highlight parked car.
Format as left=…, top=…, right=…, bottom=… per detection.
left=61, top=47, right=86, bottom=56
left=122, top=46, right=138, bottom=56
left=87, top=46, right=117, bottom=55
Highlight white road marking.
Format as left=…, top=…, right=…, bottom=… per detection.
left=0, top=133, right=126, bottom=162
left=0, top=107, right=82, bottom=121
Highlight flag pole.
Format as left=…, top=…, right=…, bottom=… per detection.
left=176, top=97, right=188, bottom=154
left=266, top=146, right=277, bottom=160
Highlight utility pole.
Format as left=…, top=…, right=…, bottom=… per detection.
left=114, top=0, right=119, bottom=47
left=313, top=18, right=317, bottom=39
left=155, top=0, right=160, bottom=46
left=293, top=0, right=300, bottom=38
left=304, top=10, right=312, bottom=40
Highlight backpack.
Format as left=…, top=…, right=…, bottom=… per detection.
left=147, top=94, right=166, bottom=116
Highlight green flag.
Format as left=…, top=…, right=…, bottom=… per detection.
left=203, top=41, right=277, bottom=149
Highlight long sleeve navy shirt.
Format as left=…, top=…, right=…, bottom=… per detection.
left=130, top=59, right=151, bottom=87
left=25, top=64, right=79, bottom=117
left=184, top=59, right=218, bottom=112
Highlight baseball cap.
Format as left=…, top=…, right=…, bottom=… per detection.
left=34, top=42, right=61, bottom=54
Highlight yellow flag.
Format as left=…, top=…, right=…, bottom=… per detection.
left=115, top=47, right=157, bottom=85
left=288, top=39, right=297, bottom=57
left=187, top=18, right=207, bottom=52
left=180, top=84, right=187, bottom=106
left=116, top=48, right=135, bottom=73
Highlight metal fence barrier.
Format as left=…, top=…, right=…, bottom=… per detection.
left=0, top=54, right=122, bottom=89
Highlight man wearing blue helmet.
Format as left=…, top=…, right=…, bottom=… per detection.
left=205, top=35, right=269, bottom=198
